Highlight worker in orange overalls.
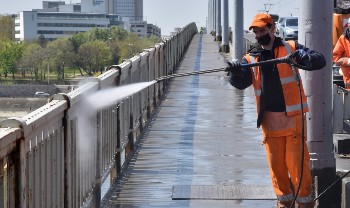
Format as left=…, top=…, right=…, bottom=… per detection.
left=225, top=13, right=326, bottom=208
left=333, top=18, right=350, bottom=89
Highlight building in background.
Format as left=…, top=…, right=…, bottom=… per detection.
left=127, top=20, right=160, bottom=38
left=34, top=1, right=82, bottom=12
left=15, top=11, right=122, bottom=41
left=81, top=0, right=108, bottom=14
left=14, top=0, right=160, bottom=41
left=43, top=1, right=66, bottom=9
left=147, top=23, right=161, bottom=37
left=114, top=0, right=143, bottom=21
left=128, top=20, right=147, bottom=37
left=57, top=3, right=82, bottom=13
left=81, top=0, right=143, bottom=21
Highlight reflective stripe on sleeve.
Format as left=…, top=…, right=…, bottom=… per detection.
left=249, top=54, right=258, bottom=79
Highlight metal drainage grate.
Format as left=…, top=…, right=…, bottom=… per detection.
left=172, top=185, right=276, bottom=200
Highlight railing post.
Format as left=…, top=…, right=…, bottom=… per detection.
left=333, top=85, right=344, bottom=133
left=343, top=90, right=350, bottom=120
left=94, top=111, right=102, bottom=208
left=3, top=156, right=8, bottom=208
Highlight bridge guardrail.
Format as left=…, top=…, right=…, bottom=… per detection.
left=0, top=22, right=198, bottom=208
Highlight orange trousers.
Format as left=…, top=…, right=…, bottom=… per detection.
left=262, top=113, right=313, bottom=203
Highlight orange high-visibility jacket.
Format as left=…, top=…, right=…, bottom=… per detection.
left=333, top=33, right=350, bottom=89
left=244, top=40, right=309, bottom=116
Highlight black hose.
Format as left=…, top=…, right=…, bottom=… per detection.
left=290, top=69, right=305, bottom=208
left=313, top=170, right=350, bottom=202
left=288, top=60, right=345, bottom=208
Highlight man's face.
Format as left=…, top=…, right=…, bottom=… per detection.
left=252, top=26, right=274, bottom=45
left=252, top=26, right=271, bottom=38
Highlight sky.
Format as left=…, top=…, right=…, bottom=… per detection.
left=0, top=0, right=298, bottom=36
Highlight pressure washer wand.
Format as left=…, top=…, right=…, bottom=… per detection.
left=241, top=55, right=291, bottom=68
left=155, top=54, right=305, bottom=83
left=155, top=68, right=225, bottom=83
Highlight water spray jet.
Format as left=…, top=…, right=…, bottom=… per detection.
left=84, top=53, right=306, bottom=111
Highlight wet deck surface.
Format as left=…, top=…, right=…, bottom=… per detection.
left=101, top=34, right=279, bottom=207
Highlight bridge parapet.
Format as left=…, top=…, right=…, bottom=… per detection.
left=0, top=22, right=197, bottom=208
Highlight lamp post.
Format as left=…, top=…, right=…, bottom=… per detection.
left=128, top=43, right=133, bottom=58
left=108, top=37, right=112, bottom=50
left=62, top=61, right=64, bottom=80
left=47, top=62, right=49, bottom=85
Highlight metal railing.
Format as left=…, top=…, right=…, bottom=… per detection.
left=0, top=23, right=197, bottom=208
left=333, top=84, right=350, bottom=133
left=243, top=37, right=254, bottom=54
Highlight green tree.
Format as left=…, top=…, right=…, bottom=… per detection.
left=87, top=27, right=110, bottom=41
left=0, top=15, right=14, bottom=41
left=78, top=40, right=112, bottom=76
left=70, top=26, right=128, bottom=44
left=70, top=32, right=89, bottom=51
left=46, top=38, right=74, bottom=81
left=64, top=26, right=160, bottom=76
left=108, top=40, right=120, bottom=65
left=18, top=43, right=45, bottom=80
left=109, top=26, right=128, bottom=41
left=69, top=33, right=89, bottom=76
left=70, top=26, right=130, bottom=66
left=37, top=34, right=47, bottom=48
left=117, top=34, right=161, bottom=62
left=0, top=41, right=24, bottom=79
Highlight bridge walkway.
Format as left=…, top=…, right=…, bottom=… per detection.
left=101, top=34, right=280, bottom=207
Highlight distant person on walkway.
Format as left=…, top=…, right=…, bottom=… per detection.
left=333, top=18, right=350, bottom=89
left=225, top=13, right=326, bottom=208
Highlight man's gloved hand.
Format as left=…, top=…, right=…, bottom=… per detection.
left=293, top=49, right=311, bottom=67
left=336, top=57, right=350, bottom=67
left=225, top=61, right=241, bottom=75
